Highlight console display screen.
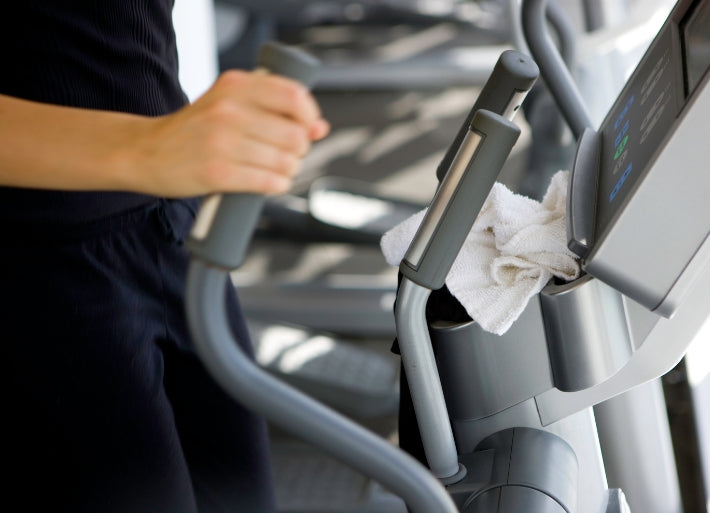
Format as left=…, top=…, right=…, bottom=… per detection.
left=683, top=0, right=710, bottom=95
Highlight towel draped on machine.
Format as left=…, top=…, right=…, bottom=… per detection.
left=380, top=170, right=580, bottom=335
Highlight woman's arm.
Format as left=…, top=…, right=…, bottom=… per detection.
left=0, top=70, right=329, bottom=197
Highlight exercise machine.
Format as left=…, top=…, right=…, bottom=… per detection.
left=227, top=0, right=668, bottom=339
left=185, top=0, right=710, bottom=508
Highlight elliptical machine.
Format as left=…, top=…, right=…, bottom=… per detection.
left=185, top=0, right=710, bottom=509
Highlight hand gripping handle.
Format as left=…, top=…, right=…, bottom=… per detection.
left=187, top=41, right=321, bottom=269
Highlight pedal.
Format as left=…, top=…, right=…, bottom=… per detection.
left=248, top=320, right=399, bottom=419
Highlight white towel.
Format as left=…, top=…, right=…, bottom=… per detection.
left=380, top=170, right=580, bottom=335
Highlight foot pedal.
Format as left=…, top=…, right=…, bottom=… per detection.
left=271, top=442, right=407, bottom=513
left=248, top=321, right=399, bottom=419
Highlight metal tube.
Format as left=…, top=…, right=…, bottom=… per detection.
left=395, top=278, right=464, bottom=482
left=185, top=261, right=458, bottom=513
left=521, top=0, right=594, bottom=138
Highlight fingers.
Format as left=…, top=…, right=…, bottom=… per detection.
left=247, top=72, right=322, bottom=127
left=219, top=163, right=294, bottom=195
left=310, top=118, right=331, bottom=141
left=239, top=110, right=311, bottom=156
left=233, top=136, right=301, bottom=180
left=217, top=70, right=328, bottom=140
left=161, top=69, right=330, bottom=197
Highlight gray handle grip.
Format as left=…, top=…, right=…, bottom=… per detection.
left=435, top=49, right=538, bottom=182
left=401, top=110, right=521, bottom=290
left=187, top=41, right=320, bottom=269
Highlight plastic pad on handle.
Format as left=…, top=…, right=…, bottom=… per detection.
left=401, top=110, right=521, bottom=290
left=187, top=42, right=320, bottom=269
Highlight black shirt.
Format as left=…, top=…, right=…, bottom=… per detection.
left=0, top=0, right=189, bottom=225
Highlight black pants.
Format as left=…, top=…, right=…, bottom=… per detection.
left=1, top=199, right=275, bottom=513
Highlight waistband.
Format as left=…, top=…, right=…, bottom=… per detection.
left=0, top=188, right=159, bottom=225
left=1, top=191, right=199, bottom=245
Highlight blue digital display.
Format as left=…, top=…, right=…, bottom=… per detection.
left=613, top=95, right=634, bottom=132
left=614, top=119, right=630, bottom=149
left=596, top=23, right=677, bottom=230
left=610, top=163, right=633, bottom=202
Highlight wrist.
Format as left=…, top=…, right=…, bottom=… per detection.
left=100, top=114, right=157, bottom=194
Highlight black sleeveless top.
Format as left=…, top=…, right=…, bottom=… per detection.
left=0, top=0, right=189, bottom=225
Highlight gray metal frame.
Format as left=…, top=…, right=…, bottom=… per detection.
left=185, top=261, right=458, bottom=513
left=183, top=0, right=710, bottom=510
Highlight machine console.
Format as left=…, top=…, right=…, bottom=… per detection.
left=573, top=0, right=710, bottom=316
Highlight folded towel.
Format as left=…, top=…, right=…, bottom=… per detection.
left=381, top=170, right=580, bottom=335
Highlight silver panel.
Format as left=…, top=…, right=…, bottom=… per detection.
left=594, top=380, right=683, bottom=513
left=535, top=251, right=710, bottom=424
left=429, top=299, right=553, bottom=421
left=540, top=274, right=634, bottom=392
left=585, top=77, right=710, bottom=316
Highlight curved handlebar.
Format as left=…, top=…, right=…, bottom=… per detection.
left=185, top=262, right=459, bottom=513
left=521, top=0, right=594, bottom=138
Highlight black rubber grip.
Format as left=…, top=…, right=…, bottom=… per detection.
left=187, top=42, right=320, bottom=269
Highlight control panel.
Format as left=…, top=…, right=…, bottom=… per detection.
left=573, top=0, right=710, bottom=316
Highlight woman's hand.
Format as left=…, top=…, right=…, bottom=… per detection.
left=123, top=70, right=330, bottom=197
